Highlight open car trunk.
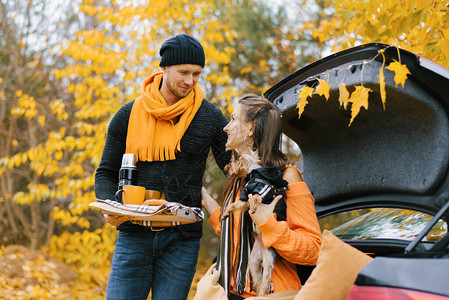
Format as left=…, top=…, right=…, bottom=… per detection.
left=264, top=43, right=449, bottom=256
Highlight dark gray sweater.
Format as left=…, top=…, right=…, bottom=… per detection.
left=95, top=99, right=231, bottom=239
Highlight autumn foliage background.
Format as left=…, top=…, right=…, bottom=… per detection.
left=0, top=0, right=448, bottom=298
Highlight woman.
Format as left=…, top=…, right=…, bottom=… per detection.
left=201, top=94, right=322, bottom=299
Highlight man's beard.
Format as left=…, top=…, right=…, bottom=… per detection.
left=167, top=81, right=192, bottom=99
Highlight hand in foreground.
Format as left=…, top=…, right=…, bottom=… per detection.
left=248, top=195, right=283, bottom=226
left=104, top=214, right=134, bottom=227
left=201, top=187, right=220, bottom=215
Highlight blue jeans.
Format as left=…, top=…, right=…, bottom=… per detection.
left=106, top=228, right=200, bottom=300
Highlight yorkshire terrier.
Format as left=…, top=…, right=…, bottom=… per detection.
left=222, top=152, right=288, bottom=296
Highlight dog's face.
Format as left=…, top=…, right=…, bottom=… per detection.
left=225, top=151, right=260, bottom=178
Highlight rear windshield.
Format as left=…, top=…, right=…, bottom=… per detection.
left=319, top=208, right=447, bottom=242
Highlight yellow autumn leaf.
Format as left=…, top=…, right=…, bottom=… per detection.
left=297, top=86, right=315, bottom=118
left=304, top=21, right=315, bottom=30
left=338, top=83, right=350, bottom=109
left=14, top=156, right=21, bottom=167
left=378, top=67, right=386, bottom=110
left=314, top=79, right=331, bottom=100
left=76, top=218, right=90, bottom=229
left=239, top=67, right=252, bottom=75
left=348, top=85, right=372, bottom=126
left=21, top=152, right=27, bottom=164
left=38, top=115, right=45, bottom=127
left=385, top=60, right=410, bottom=88
left=54, top=151, right=63, bottom=160
left=437, top=36, right=449, bottom=63
left=36, top=165, right=45, bottom=176
left=28, top=149, right=36, bottom=161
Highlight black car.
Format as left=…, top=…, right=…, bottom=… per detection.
left=265, top=43, right=449, bottom=299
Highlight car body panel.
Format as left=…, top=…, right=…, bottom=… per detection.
left=355, top=256, right=449, bottom=296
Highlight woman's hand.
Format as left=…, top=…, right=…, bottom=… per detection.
left=249, top=195, right=283, bottom=226
left=201, top=187, right=220, bottom=215
left=104, top=214, right=134, bottom=226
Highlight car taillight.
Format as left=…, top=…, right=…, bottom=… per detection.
left=347, top=286, right=449, bottom=300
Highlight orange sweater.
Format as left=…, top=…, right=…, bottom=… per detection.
left=208, top=181, right=322, bottom=298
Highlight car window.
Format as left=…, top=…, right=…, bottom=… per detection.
left=319, top=208, right=447, bottom=242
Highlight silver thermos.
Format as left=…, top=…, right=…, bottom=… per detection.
left=116, top=153, right=138, bottom=202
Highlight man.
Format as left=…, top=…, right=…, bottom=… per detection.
left=94, top=33, right=231, bottom=300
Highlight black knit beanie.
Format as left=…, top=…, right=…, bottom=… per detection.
left=159, top=34, right=205, bottom=68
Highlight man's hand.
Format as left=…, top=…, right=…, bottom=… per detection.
left=248, top=195, right=283, bottom=226
left=104, top=214, right=134, bottom=226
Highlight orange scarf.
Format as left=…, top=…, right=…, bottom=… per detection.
left=126, top=72, right=203, bottom=162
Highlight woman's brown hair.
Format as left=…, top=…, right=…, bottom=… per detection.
left=238, top=93, right=288, bottom=170
left=221, top=94, right=288, bottom=199
left=221, top=94, right=289, bottom=200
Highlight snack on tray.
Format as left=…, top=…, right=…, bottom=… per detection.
left=143, top=199, right=167, bottom=206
